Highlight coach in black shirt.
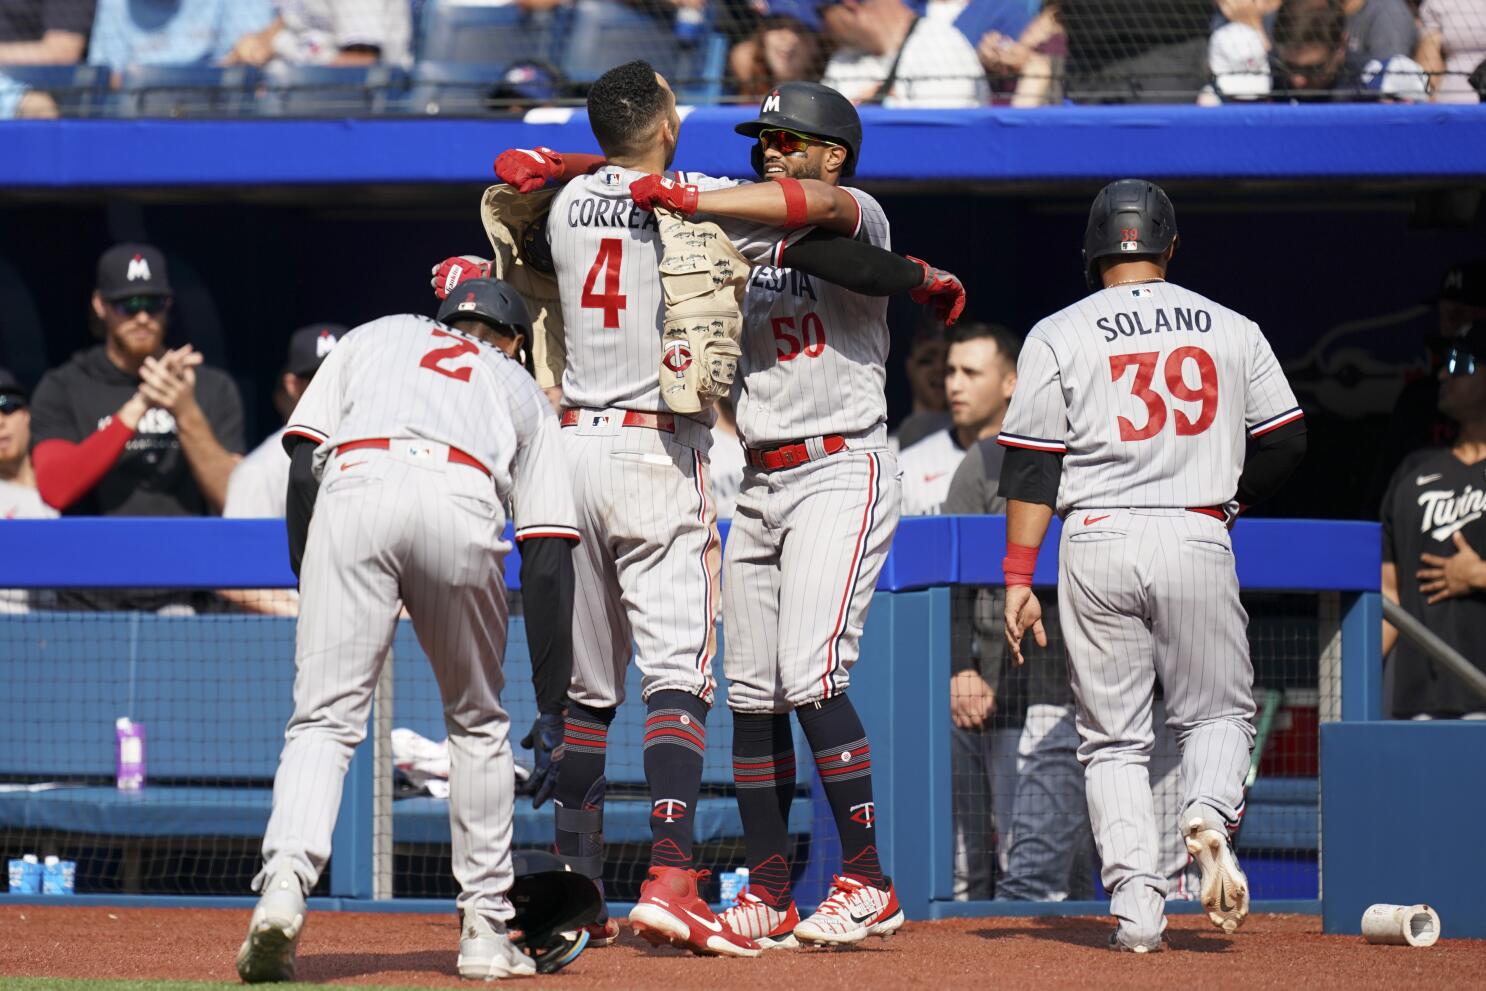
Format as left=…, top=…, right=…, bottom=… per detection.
left=1381, top=324, right=1486, bottom=719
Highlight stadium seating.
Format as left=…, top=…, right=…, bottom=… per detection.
left=418, top=2, right=565, bottom=67
left=258, top=63, right=407, bottom=117
left=118, top=65, right=259, bottom=118
left=407, top=62, right=524, bottom=116
left=0, top=64, right=109, bottom=117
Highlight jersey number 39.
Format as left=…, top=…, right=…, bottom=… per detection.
left=1109, top=347, right=1217, bottom=441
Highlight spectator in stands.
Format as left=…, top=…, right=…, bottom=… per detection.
left=1381, top=322, right=1486, bottom=719
left=891, top=318, right=951, bottom=451
left=0, top=0, right=94, bottom=64
left=1366, top=261, right=1486, bottom=515
left=217, top=323, right=344, bottom=616
left=1340, top=0, right=1417, bottom=69
left=1416, top=0, right=1486, bottom=103
left=225, top=1, right=411, bottom=68
left=729, top=5, right=827, bottom=99
left=1206, top=0, right=1280, bottom=103
left=0, top=77, right=56, bottom=117
left=900, top=322, right=1018, bottom=516
left=88, top=0, right=274, bottom=69
left=28, top=243, right=244, bottom=610
left=0, top=367, right=56, bottom=614
left=971, top=2, right=1068, bottom=106
left=819, top=0, right=990, bottom=107
left=1058, top=0, right=1213, bottom=103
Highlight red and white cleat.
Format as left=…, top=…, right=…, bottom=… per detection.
left=719, top=892, right=801, bottom=949
left=628, top=867, right=761, bottom=958
left=586, top=917, right=621, bottom=947
left=793, top=875, right=904, bottom=947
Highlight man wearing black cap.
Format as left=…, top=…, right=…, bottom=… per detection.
left=1380, top=323, right=1486, bottom=719
left=28, top=242, right=245, bottom=610
left=0, top=368, right=53, bottom=523
left=1366, top=260, right=1486, bottom=515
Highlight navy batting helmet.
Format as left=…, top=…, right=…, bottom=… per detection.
left=437, top=277, right=534, bottom=338
left=507, top=851, right=604, bottom=974
left=1082, top=179, right=1178, bottom=290
left=734, top=81, right=862, bottom=178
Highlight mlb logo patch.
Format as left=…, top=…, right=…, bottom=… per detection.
left=1120, top=240, right=1140, bottom=252
left=1130, top=287, right=1153, bottom=298
left=601, top=171, right=621, bottom=186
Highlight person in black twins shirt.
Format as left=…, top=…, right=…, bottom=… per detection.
left=1381, top=323, right=1486, bottom=719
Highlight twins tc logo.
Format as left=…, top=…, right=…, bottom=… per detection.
left=663, top=340, right=693, bottom=376
left=653, top=799, right=688, bottom=824
left=849, top=801, right=876, bottom=828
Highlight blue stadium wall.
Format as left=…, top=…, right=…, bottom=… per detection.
left=0, top=105, right=1482, bottom=520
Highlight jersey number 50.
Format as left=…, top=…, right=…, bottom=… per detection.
left=1109, top=347, right=1217, bottom=441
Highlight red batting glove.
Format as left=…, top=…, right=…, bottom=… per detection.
left=430, top=255, right=490, bottom=300
left=907, top=256, right=967, bottom=327
left=629, top=174, right=700, bottom=215
left=494, top=147, right=566, bottom=193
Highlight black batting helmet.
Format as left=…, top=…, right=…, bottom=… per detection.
left=507, top=851, right=604, bottom=974
left=734, top=81, right=862, bottom=178
left=1082, top=179, right=1178, bottom=290
left=437, top=277, right=534, bottom=338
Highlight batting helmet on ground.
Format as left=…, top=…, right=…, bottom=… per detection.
left=1082, top=179, right=1179, bottom=290
left=507, top=850, right=604, bottom=974
left=734, top=81, right=862, bottom=178
left=436, top=277, right=534, bottom=338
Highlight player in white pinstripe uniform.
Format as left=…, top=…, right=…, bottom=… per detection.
left=629, top=82, right=966, bottom=948
left=236, top=282, right=580, bottom=982
left=997, top=180, right=1306, bottom=952
left=469, top=62, right=965, bottom=958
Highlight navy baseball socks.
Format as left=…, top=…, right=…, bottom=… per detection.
left=642, top=689, right=709, bottom=869
left=730, top=711, right=797, bottom=909
left=552, top=701, right=618, bottom=943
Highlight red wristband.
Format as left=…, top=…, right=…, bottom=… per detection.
left=778, top=177, right=807, bottom=229
left=1003, top=541, right=1039, bottom=587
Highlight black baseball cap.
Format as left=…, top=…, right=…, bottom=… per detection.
left=96, top=242, right=173, bottom=300
left=286, top=323, right=346, bottom=377
left=0, top=367, right=27, bottom=409
left=1432, top=261, right=1486, bottom=308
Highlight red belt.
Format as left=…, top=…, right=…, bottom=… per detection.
left=559, top=409, right=675, bottom=433
left=1187, top=505, right=1226, bottom=521
left=746, top=435, right=847, bottom=472
left=335, top=438, right=490, bottom=477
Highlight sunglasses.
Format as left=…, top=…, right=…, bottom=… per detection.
left=1445, top=346, right=1479, bottom=377
left=0, top=394, right=25, bottom=413
left=758, top=127, right=837, bottom=157
left=111, top=295, right=171, bottom=317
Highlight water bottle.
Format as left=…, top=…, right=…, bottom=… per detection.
left=8, top=854, right=41, bottom=893
left=718, top=866, right=749, bottom=908
left=675, top=4, right=705, bottom=45
left=42, top=856, right=77, bottom=895
left=116, top=717, right=145, bottom=791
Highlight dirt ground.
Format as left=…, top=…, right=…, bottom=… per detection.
left=3, top=907, right=1483, bottom=990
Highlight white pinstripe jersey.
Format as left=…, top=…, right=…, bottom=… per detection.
left=734, top=188, right=891, bottom=446
left=284, top=313, right=578, bottom=541
left=546, top=166, right=797, bottom=415
left=998, top=281, right=1302, bottom=512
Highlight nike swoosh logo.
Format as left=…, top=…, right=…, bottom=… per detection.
left=681, top=908, right=723, bottom=933
left=1083, top=514, right=1110, bottom=525
left=1417, top=473, right=1443, bottom=485
left=924, top=472, right=946, bottom=482
left=1218, top=887, right=1235, bottom=913
left=340, top=460, right=366, bottom=472
left=849, top=910, right=876, bottom=925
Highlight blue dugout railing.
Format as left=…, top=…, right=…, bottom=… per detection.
left=0, top=516, right=1381, bottom=916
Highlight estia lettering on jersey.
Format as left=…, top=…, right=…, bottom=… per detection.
left=1417, top=484, right=1486, bottom=541
left=566, top=195, right=660, bottom=232
left=749, top=265, right=818, bottom=300
left=1097, top=307, right=1212, bottom=343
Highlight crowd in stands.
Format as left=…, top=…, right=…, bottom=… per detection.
left=0, top=0, right=1481, bottom=117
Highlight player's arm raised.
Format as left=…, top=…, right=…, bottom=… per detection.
left=632, top=174, right=860, bottom=236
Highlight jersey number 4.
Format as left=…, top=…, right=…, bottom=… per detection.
left=1109, top=347, right=1217, bottom=441
left=581, top=238, right=628, bottom=329
left=420, top=328, right=479, bottom=382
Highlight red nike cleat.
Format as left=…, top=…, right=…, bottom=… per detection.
left=628, top=866, right=761, bottom=958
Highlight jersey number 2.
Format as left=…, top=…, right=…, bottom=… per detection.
left=581, top=238, right=627, bottom=329
left=419, top=329, right=479, bottom=382
left=1108, top=347, right=1218, bottom=441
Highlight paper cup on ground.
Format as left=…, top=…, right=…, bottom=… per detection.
left=1361, top=904, right=1441, bottom=946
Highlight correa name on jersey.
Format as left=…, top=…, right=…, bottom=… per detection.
left=748, top=265, right=818, bottom=301
left=565, top=195, right=660, bottom=232
left=1097, top=306, right=1213, bottom=342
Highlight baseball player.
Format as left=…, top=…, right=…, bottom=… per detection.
left=998, top=180, right=1306, bottom=952
left=235, top=280, right=579, bottom=983
left=451, top=63, right=963, bottom=958
left=626, top=82, right=965, bottom=948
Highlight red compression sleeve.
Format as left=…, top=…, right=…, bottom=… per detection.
left=32, top=418, right=135, bottom=510
left=778, top=177, right=808, bottom=229
left=1002, top=541, right=1039, bottom=588
left=555, top=153, right=607, bottom=180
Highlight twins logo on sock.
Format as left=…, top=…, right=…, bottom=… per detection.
left=849, top=801, right=876, bottom=828
left=652, top=799, right=689, bottom=823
